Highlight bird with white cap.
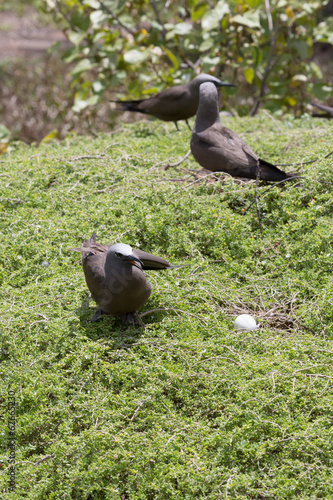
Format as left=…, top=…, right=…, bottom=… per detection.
left=112, top=74, right=235, bottom=130
left=191, top=82, right=299, bottom=181
left=71, top=233, right=182, bottom=325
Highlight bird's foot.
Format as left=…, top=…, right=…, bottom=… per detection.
left=91, top=309, right=109, bottom=322
left=120, top=312, right=143, bottom=327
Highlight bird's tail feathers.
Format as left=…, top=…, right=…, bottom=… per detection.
left=259, top=158, right=299, bottom=181
left=110, top=99, right=146, bottom=113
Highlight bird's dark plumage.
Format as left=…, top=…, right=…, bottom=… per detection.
left=112, top=74, right=235, bottom=128
left=190, top=82, right=298, bottom=182
left=71, top=233, right=178, bottom=324
left=312, top=102, right=333, bottom=118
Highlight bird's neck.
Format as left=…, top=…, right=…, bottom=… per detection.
left=195, top=96, right=220, bottom=132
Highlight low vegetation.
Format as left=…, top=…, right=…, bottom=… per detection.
left=1, top=115, right=333, bottom=498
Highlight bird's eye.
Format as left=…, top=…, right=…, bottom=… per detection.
left=115, top=252, right=122, bottom=258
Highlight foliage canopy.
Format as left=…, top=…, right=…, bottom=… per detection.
left=44, top=0, right=333, bottom=115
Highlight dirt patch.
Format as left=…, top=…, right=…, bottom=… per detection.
left=0, top=8, right=69, bottom=59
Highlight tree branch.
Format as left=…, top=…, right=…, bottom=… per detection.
left=249, top=0, right=279, bottom=116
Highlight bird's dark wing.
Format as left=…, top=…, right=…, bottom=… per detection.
left=193, top=125, right=294, bottom=181
left=219, top=126, right=258, bottom=163
left=195, top=123, right=258, bottom=165
left=312, top=102, right=333, bottom=115
left=115, top=86, right=187, bottom=110
left=217, top=129, right=296, bottom=180
left=137, top=86, right=190, bottom=118
left=114, top=85, right=192, bottom=121
left=69, top=233, right=109, bottom=257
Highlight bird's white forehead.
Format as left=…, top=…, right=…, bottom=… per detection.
left=194, top=74, right=222, bottom=85
left=108, top=243, right=133, bottom=256
left=199, top=81, right=217, bottom=95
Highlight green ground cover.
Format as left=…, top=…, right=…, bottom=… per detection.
left=1, top=115, right=333, bottom=499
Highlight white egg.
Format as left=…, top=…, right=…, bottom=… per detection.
left=234, top=314, right=257, bottom=331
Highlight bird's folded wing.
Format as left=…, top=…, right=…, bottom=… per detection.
left=156, top=85, right=187, bottom=102
left=312, top=102, right=333, bottom=115
left=142, top=88, right=188, bottom=116
left=219, top=127, right=258, bottom=162
left=196, top=125, right=258, bottom=163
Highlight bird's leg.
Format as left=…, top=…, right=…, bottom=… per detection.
left=174, top=121, right=180, bottom=131
left=120, top=312, right=144, bottom=327
left=185, top=119, right=191, bottom=131
left=91, top=309, right=108, bottom=322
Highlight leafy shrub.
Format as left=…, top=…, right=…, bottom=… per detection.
left=43, top=0, right=333, bottom=115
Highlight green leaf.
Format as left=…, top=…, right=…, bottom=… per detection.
left=310, top=83, right=333, bottom=100
left=191, top=3, right=208, bottom=22
left=110, top=70, right=127, bottom=86
left=82, top=0, right=100, bottom=7
left=70, top=10, right=90, bottom=31
left=292, top=41, right=309, bottom=60
left=164, top=48, right=180, bottom=69
left=244, top=68, right=255, bottom=84
left=92, top=80, right=106, bottom=94
left=199, top=38, right=214, bottom=52
left=71, top=58, right=96, bottom=76
left=90, top=10, right=109, bottom=27
left=251, top=46, right=263, bottom=67
left=202, top=2, right=229, bottom=31
left=174, top=22, right=192, bottom=35
left=201, top=11, right=219, bottom=31
left=73, top=94, right=100, bottom=113
left=68, top=31, right=86, bottom=47
left=39, top=129, right=58, bottom=144
left=232, top=11, right=261, bottom=29
left=202, top=55, right=220, bottom=68
left=292, top=74, right=307, bottom=82
left=165, top=22, right=192, bottom=38
left=123, top=49, right=149, bottom=65
left=284, top=96, right=297, bottom=106
left=0, top=124, right=11, bottom=143
left=245, top=0, right=262, bottom=7
left=104, top=0, right=128, bottom=13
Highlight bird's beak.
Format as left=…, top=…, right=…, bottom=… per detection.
left=216, top=81, right=236, bottom=88
left=123, top=254, right=144, bottom=270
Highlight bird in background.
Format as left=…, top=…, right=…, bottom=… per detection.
left=71, top=233, right=182, bottom=325
left=111, top=74, right=235, bottom=130
left=312, top=102, right=333, bottom=119
left=190, top=82, right=299, bottom=182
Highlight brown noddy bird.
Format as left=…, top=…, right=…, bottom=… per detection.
left=312, top=102, right=333, bottom=119
left=191, top=82, right=298, bottom=182
left=71, top=233, right=180, bottom=325
left=112, top=74, right=235, bottom=130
